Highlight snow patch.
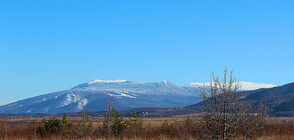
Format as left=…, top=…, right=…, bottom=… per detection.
left=77, top=99, right=88, bottom=110
left=186, top=81, right=277, bottom=91
left=120, top=93, right=136, bottom=98
left=73, top=99, right=88, bottom=110
left=88, top=79, right=127, bottom=84
left=106, top=92, right=136, bottom=98
left=163, top=80, right=168, bottom=85
left=81, top=99, right=88, bottom=106
left=77, top=102, right=84, bottom=109
left=61, top=93, right=80, bottom=107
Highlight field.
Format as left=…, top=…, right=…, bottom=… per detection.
left=1, top=113, right=202, bottom=127
left=0, top=113, right=294, bottom=139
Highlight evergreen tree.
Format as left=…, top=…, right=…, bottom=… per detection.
left=129, top=111, right=144, bottom=137
left=60, top=113, right=72, bottom=136
left=77, top=111, right=93, bottom=138
left=43, top=116, right=61, bottom=134
left=184, top=115, right=193, bottom=133
left=100, top=97, right=127, bottom=139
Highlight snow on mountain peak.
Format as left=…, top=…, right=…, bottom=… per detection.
left=162, top=80, right=168, bottom=85
left=88, top=79, right=127, bottom=84
left=186, top=81, right=276, bottom=91
left=238, top=81, right=277, bottom=90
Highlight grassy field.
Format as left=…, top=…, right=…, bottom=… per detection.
left=1, top=113, right=202, bottom=128
left=4, top=113, right=292, bottom=126
left=0, top=114, right=294, bottom=139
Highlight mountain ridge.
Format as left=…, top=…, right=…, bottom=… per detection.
left=0, top=79, right=275, bottom=114
left=186, top=82, right=294, bottom=117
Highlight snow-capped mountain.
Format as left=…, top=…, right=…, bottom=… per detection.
left=186, top=81, right=277, bottom=91
left=0, top=79, right=276, bottom=114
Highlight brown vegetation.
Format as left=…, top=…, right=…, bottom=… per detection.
left=0, top=115, right=294, bottom=139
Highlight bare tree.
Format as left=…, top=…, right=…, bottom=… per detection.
left=237, top=101, right=267, bottom=139
left=199, top=67, right=266, bottom=140
left=199, top=67, right=242, bottom=140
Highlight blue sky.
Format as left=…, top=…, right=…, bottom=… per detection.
left=0, top=0, right=294, bottom=104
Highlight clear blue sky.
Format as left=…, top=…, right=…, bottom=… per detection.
left=1, top=0, right=294, bottom=104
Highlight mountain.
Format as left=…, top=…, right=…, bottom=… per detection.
left=186, top=82, right=294, bottom=117
left=244, top=82, right=294, bottom=116
left=0, top=79, right=275, bottom=114
left=0, top=80, right=198, bottom=114
left=185, top=81, right=276, bottom=91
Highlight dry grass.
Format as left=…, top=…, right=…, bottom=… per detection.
left=2, top=114, right=201, bottom=127
left=1, top=115, right=294, bottom=139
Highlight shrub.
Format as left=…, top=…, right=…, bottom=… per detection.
left=184, top=115, right=193, bottom=133
left=0, top=120, right=8, bottom=139
left=43, top=116, right=61, bottom=134
left=76, top=111, right=93, bottom=138
left=60, top=113, right=73, bottom=136
left=161, top=120, right=173, bottom=134
left=128, top=111, right=144, bottom=137
left=100, top=97, right=127, bottom=138
left=111, top=109, right=127, bottom=136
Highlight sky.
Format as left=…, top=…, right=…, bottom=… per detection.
left=0, top=0, right=294, bottom=105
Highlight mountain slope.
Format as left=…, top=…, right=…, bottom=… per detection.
left=0, top=79, right=276, bottom=114
left=244, top=82, right=294, bottom=116
left=186, top=82, right=294, bottom=117
left=0, top=80, right=199, bottom=114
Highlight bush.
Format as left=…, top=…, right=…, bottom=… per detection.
left=128, top=111, right=144, bottom=137
left=100, top=97, right=127, bottom=138
left=111, top=110, right=127, bottom=136
left=76, top=111, right=93, bottom=138
left=161, top=120, right=173, bottom=134
left=42, top=116, right=61, bottom=134
left=0, top=120, right=8, bottom=139
left=60, top=113, right=73, bottom=136
left=41, top=114, right=73, bottom=137
left=184, top=115, right=193, bottom=132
